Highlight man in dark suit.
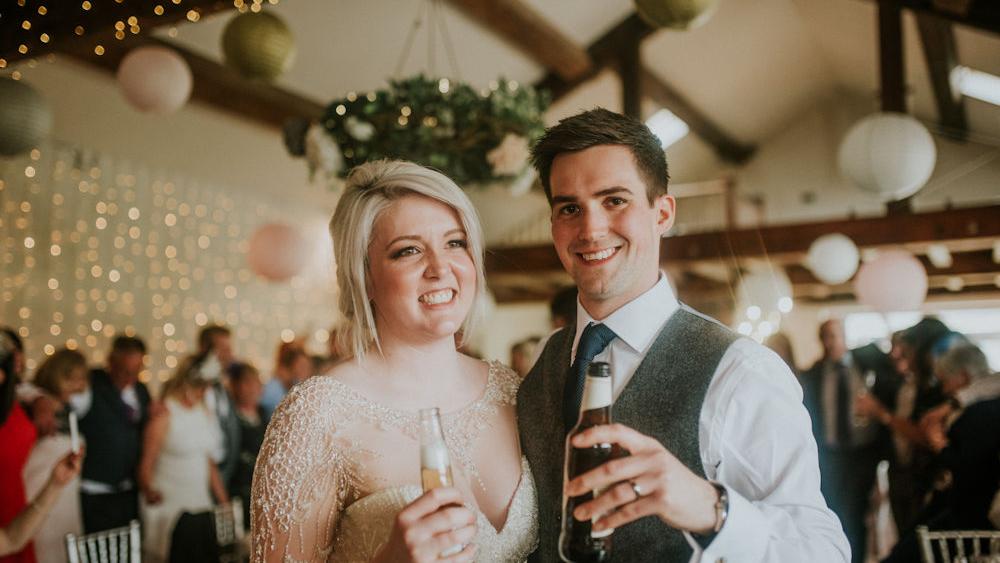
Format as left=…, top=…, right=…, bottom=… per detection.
left=801, top=319, right=899, bottom=563
left=70, top=335, right=151, bottom=533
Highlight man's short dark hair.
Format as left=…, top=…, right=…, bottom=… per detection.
left=198, top=324, right=231, bottom=353
left=531, top=108, right=669, bottom=204
left=111, top=335, right=147, bottom=355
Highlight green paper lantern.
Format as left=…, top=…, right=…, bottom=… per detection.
left=0, top=78, right=53, bottom=156
left=634, top=0, right=720, bottom=30
left=221, top=11, right=295, bottom=81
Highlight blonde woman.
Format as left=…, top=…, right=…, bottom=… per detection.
left=138, top=355, right=229, bottom=561
left=22, top=348, right=88, bottom=561
left=252, top=161, right=538, bottom=562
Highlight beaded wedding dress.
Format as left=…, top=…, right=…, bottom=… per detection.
left=251, top=361, right=539, bottom=562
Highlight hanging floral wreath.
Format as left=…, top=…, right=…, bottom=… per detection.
left=285, top=74, right=549, bottom=189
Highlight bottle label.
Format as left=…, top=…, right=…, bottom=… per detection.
left=580, top=375, right=612, bottom=411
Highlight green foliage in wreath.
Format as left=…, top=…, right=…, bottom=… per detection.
left=318, top=75, right=549, bottom=185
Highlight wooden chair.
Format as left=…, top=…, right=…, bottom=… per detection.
left=213, top=498, right=245, bottom=563
left=918, top=526, right=1000, bottom=562
left=65, top=520, right=141, bottom=563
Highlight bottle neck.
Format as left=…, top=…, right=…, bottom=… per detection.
left=577, top=374, right=612, bottom=425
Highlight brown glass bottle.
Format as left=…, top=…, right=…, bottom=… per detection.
left=559, top=361, right=625, bottom=563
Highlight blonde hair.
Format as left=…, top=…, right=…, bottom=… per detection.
left=330, top=160, right=487, bottom=361
left=33, top=348, right=87, bottom=397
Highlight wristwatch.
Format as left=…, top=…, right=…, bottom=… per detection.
left=693, top=481, right=729, bottom=548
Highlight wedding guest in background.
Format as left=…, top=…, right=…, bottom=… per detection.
left=883, top=341, right=1000, bottom=562
left=195, top=325, right=241, bottom=489
left=548, top=286, right=577, bottom=330
left=510, top=336, right=541, bottom=378
left=23, top=349, right=89, bottom=562
left=228, top=362, right=265, bottom=529
left=259, top=342, right=311, bottom=420
left=0, top=451, right=83, bottom=558
left=139, top=353, right=228, bottom=562
left=69, top=335, right=150, bottom=534
left=0, top=328, right=53, bottom=439
left=765, top=332, right=798, bottom=375
left=0, top=331, right=38, bottom=563
left=801, top=318, right=898, bottom=563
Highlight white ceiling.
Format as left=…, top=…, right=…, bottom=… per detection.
left=157, top=0, right=1000, bottom=147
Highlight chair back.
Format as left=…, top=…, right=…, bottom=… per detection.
left=213, top=498, right=245, bottom=562
left=918, top=526, right=1000, bottom=563
left=65, top=520, right=141, bottom=563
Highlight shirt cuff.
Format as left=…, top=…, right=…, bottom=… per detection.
left=684, top=485, right=769, bottom=562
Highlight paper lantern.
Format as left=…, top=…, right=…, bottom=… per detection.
left=247, top=223, right=310, bottom=282
left=806, top=233, right=859, bottom=285
left=838, top=112, right=936, bottom=201
left=0, top=78, right=53, bottom=156
left=634, top=0, right=719, bottom=30
left=116, top=46, right=192, bottom=114
left=853, top=250, right=928, bottom=312
left=222, top=11, right=295, bottom=81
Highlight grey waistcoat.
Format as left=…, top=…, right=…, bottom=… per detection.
left=517, top=306, right=738, bottom=562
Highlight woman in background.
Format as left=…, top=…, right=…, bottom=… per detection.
left=22, top=349, right=89, bottom=563
left=0, top=331, right=37, bottom=563
left=138, top=354, right=229, bottom=562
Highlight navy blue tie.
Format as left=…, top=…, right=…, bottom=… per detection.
left=563, top=323, right=617, bottom=432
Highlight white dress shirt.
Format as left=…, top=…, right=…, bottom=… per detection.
left=572, top=275, right=850, bottom=563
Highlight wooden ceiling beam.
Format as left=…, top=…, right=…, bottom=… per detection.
left=485, top=205, right=1000, bottom=277
left=0, top=0, right=234, bottom=65
left=61, top=33, right=324, bottom=130
left=534, top=13, right=657, bottom=101
left=443, top=0, right=592, bottom=82
left=889, top=0, right=1000, bottom=35
left=915, top=13, right=968, bottom=140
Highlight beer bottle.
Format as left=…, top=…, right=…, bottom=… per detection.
left=419, top=407, right=454, bottom=491
left=559, top=361, right=624, bottom=562
left=418, top=407, right=463, bottom=557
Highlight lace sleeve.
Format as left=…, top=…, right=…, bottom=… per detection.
left=251, top=378, right=354, bottom=562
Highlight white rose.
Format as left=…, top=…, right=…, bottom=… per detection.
left=305, top=123, right=343, bottom=180
left=345, top=116, right=376, bottom=142
left=487, top=133, right=530, bottom=176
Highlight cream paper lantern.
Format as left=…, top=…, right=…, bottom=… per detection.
left=853, top=250, right=928, bottom=312
left=634, top=0, right=720, bottom=30
left=222, top=11, right=296, bottom=82
left=116, top=46, right=192, bottom=114
left=838, top=112, right=937, bottom=201
left=0, top=78, right=53, bottom=156
left=247, top=223, right=310, bottom=282
left=806, top=233, right=860, bottom=285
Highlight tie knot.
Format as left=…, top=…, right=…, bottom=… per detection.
left=577, top=323, right=617, bottom=364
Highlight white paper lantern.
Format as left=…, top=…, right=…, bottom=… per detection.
left=116, top=46, right=192, bottom=114
left=838, top=112, right=936, bottom=201
left=806, top=233, right=860, bottom=284
left=247, top=223, right=310, bottom=282
left=853, top=250, right=928, bottom=312
left=0, top=78, right=53, bottom=156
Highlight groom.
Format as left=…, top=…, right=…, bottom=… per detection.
left=517, top=109, right=849, bottom=562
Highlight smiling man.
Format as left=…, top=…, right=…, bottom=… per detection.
left=516, top=108, right=849, bottom=562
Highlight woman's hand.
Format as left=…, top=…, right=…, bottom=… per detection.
left=49, top=449, right=84, bottom=487
left=372, top=487, right=478, bottom=563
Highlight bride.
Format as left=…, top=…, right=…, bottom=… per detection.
left=251, top=160, right=538, bottom=562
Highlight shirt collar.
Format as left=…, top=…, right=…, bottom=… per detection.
left=572, top=274, right=679, bottom=358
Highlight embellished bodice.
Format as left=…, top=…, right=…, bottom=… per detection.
left=251, top=360, right=539, bottom=562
